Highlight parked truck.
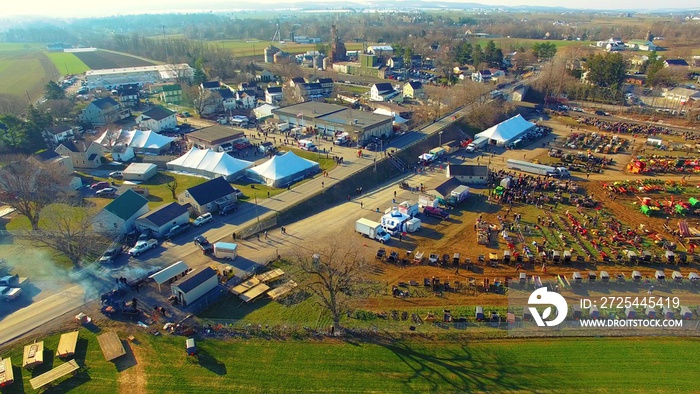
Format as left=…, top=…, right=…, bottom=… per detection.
left=418, top=194, right=439, bottom=208
left=465, top=136, right=488, bottom=152
left=213, top=242, right=238, bottom=260
left=448, top=185, right=470, bottom=206
left=0, top=286, right=21, bottom=301
left=506, top=159, right=571, bottom=178
left=355, top=218, right=391, bottom=243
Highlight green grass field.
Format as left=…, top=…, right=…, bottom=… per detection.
left=473, top=38, right=594, bottom=51
left=1, top=328, right=699, bottom=393
left=211, top=39, right=364, bottom=57
left=0, top=50, right=58, bottom=101
left=46, top=52, right=91, bottom=75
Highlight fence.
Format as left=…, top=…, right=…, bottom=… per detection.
left=237, top=215, right=278, bottom=240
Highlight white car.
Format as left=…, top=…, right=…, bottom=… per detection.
left=193, top=212, right=213, bottom=227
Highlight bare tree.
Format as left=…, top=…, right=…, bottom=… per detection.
left=96, top=126, right=123, bottom=149
left=0, top=156, right=68, bottom=230
left=39, top=99, right=75, bottom=120
left=166, top=176, right=178, bottom=199
left=18, top=204, right=112, bottom=268
left=293, top=244, right=369, bottom=328
left=186, top=87, right=219, bottom=115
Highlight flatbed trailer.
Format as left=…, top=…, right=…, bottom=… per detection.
left=29, top=360, right=79, bottom=390
left=22, top=341, right=44, bottom=369
left=56, top=331, right=80, bottom=359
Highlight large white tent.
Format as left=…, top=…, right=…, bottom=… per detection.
left=247, top=151, right=320, bottom=187
left=95, top=129, right=174, bottom=154
left=167, top=147, right=254, bottom=181
left=474, top=114, right=536, bottom=147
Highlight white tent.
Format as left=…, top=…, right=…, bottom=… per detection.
left=247, top=151, right=320, bottom=187
left=254, top=104, right=279, bottom=119
left=373, top=108, right=408, bottom=124
left=474, top=114, right=536, bottom=147
left=95, top=129, right=174, bottom=154
left=167, top=147, right=254, bottom=181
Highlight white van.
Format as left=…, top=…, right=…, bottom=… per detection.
left=298, top=139, right=318, bottom=152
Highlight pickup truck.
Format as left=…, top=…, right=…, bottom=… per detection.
left=194, top=235, right=214, bottom=255
left=128, top=239, right=158, bottom=256
left=0, top=286, right=22, bottom=301
left=423, top=206, right=450, bottom=220
left=0, top=274, right=20, bottom=287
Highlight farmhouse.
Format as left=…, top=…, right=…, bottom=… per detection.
left=93, top=189, right=150, bottom=234
left=664, top=59, right=690, bottom=69
left=32, top=150, right=74, bottom=175
left=402, top=81, right=424, bottom=99
left=158, top=84, right=182, bottom=104
left=85, top=63, right=193, bottom=88
left=137, top=106, right=177, bottom=133
left=265, top=86, right=284, bottom=104
left=271, top=102, right=393, bottom=142
left=171, top=267, right=219, bottom=306
left=80, top=97, right=130, bottom=126
left=446, top=165, right=490, bottom=184
left=186, top=125, right=246, bottom=152
left=44, top=123, right=77, bottom=145
left=55, top=140, right=104, bottom=169
left=472, top=69, right=492, bottom=83
left=178, top=176, right=237, bottom=215
left=116, top=84, right=140, bottom=108
left=135, top=202, right=190, bottom=237
left=370, top=83, right=398, bottom=102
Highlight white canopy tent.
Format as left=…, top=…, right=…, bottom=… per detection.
left=474, top=114, right=536, bottom=147
left=247, top=151, right=320, bottom=187
left=95, top=129, right=174, bottom=154
left=373, top=108, right=408, bottom=125
left=167, top=147, right=254, bottom=181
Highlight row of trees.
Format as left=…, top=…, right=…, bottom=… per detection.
left=454, top=41, right=504, bottom=69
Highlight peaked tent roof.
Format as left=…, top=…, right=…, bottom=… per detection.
left=95, top=129, right=174, bottom=150
left=475, top=114, right=536, bottom=143
left=248, top=151, right=319, bottom=182
left=104, top=189, right=149, bottom=221
left=167, top=147, right=254, bottom=178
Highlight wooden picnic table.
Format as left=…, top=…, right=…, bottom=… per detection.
left=29, top=359, right=79, bottom=390
left=22, top=341, right=44, bottom=369
left=56, top=331, right=80, bottom=358
left=97, top=332, right=126, bottom=361
left=0, top=357, right=14, bottom=388
left=268, top=280, right=298, bottom=300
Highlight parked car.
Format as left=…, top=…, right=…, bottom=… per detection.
left=128, top=239, right=158, bottom=256
left=109, top=171, right=123, bottom=179
left=91, top=181, right=111, bottom=190
left=219, top=203, right=238, bottom=216
left=96, top=187, right=117, bottom=197
left=193, top=212, right=213, bottom=227
left=165, top=222, right=192, bottom=239
left=595, top=110, right=609, bottom=116
left=99, top=246, right=122, bottom=264
left=194, top=235, right=214, bottom=255
left=259, top=141, right=275, bottom=153
left=0, top=274, right=20, bottom=287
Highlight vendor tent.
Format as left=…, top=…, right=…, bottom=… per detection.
left=167, top=147, right=253, bottom=181
left=95, top=129, right=174, bottom=154
left=247, top=151, right=319, bottom=187
left=474, top=114, right=536, bottom=147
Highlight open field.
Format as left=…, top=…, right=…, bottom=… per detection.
left=473, top=38, right=595, bottom=50
left=0, top=50, right=58, bottom=101
left=211, top=39, right=365, bottom=57
left=1, top=327, right=699, bottom=393
left=73, top=50, right=155, bottom=70
left=46, top=52, right=91, bottom=75
left=0, top=43, right=45, bottom=52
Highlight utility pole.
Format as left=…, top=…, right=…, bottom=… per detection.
left=162, top=25, right=169, bottom=63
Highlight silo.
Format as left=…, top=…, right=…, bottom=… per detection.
left=264, top=46, right=279, bottom=63
left=322, top=57, right=330, bottom=70
left=313, top=55, right=323, bottom=69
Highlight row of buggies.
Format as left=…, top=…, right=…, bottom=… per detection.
left=570, top=269, right=700, bottom=285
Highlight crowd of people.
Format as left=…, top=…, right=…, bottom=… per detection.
left=488, top=170, right=580, bottom=208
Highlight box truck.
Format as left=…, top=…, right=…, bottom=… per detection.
left=356, top=218, right=391, bottom=243
left=448, top=185, right=470, bottom=206
left=465, top=137, right=488, bottom=152
left=213, top=242, right=238, bottom=260
left=506, top=159, right=570, bottom=178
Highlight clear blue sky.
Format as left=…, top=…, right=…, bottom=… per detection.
left=5, top=0, right=699, bottom=18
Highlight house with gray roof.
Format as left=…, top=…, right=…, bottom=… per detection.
left=93, top=189, right=150, bottom=234
left=178, top=176, right=237, bottom=215
left=137, top=106, right=177, bottom=133
left=79, top=97, right=130, bottom=126
left=135, top=202, right=190, bottom=237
